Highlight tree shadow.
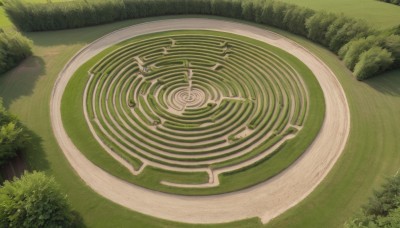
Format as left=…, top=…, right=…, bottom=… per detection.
left=0, top=56, right=45, bottom=108
left=364, top=69, right=400, bottom=97
left=24, top=15, right=193, bottom=47
left=0, top=126, right=49, bottom=182
left=23, top=127, right=50, bottom=172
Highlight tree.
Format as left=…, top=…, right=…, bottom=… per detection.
left=0, top=98, right=29, bottom=165
left=345, top=174, right=400, bottom=227
left=0, top=171, right=77, bottom=227
left=326, top=19, right=371, bottom=53
left=283, top=6, right=315, bottom=36
left=0, top=29, right=32, bottom=74
left=305, top=12, right=337, bottom=45
left=353, top=47, right=393, bottom=80
left=382, top=35, right=400, bottom=68
left=339, top=36, right=383, bottom=70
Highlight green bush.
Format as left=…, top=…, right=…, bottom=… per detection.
left=0, top=98, right=30, bottom=165
left=0, top=29, right=32, bottom=74
left=353, top=46, right=393, bottom=80
left=0, top=171, right=78, bottom=227
left=339, top=36, right=383, bottom=70
left=345, top=174, right=400, bottom=227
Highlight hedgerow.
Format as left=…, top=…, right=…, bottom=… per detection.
left=4, top=0, right=399, bottom=79
left=0, top=29, right=32, bottom=74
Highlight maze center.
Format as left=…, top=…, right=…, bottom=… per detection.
left=79, top=31, right=315, bottom=190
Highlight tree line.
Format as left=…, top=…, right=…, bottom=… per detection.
left=0, top=29, right=32, bottom=74
left=3, top=0, right=400, bottom=80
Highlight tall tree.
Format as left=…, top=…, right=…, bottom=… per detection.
left=0, top=171, right=78, bottom=227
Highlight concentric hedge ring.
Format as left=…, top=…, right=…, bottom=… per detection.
left=84, top=33, right=309, bottom=188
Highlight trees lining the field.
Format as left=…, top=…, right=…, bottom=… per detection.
left=0, top=171, right=78, bottom=227
left=0, top=29, right=32, bottom=74
left=0, top=98, right=30, bottom=165
left=3, top=0, right=398, bottom=79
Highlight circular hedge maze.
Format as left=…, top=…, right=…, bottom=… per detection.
left=82, top=31, right=312, bottom=190
left=60, top=30, right=324, bottom=195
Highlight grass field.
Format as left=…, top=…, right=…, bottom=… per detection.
left=0, top=3, right=399, bottom=228
left=279, top=0, right=400, bottom=29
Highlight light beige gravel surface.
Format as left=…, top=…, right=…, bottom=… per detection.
left=50, top=18, right=350, bottom=224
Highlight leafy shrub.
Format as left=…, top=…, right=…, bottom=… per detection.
left=0, top=171, right=78, bottom=227
left=353, top=46, right=393, bottom=80
left=339, top=36, right=383, bottom=70
left=0, top=98, right=30, bottom=165
left=0, top=29, right=32, bottom=74
left=345, top=174, right=400, bottom=227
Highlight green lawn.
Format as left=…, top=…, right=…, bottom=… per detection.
left=278, top=0, right=400, bottom=29
left=0, top=11, right=400, bottom=228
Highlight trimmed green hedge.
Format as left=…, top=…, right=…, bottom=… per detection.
left=0, top=29, right=32, bottom=74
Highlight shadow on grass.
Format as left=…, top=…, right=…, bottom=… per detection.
left=364, top=69, right=400, bottom=97
left=23, top=128, right=50, bottom=172
left=24, top=15, right=214, bottom=47
left=0, top=126, right=49, bottom=184
left=0, top=56, right=45, bottom=108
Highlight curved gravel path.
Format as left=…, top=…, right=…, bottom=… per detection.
left=50, top=18, right=350, bottom=224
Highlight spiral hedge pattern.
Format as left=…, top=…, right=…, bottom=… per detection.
left=84, top=33, right=309, bottom=188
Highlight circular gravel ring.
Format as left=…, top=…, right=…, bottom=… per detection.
left=51, top=19, right=350, bottom=224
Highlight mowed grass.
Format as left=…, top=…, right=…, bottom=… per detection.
left=278, top=0, right=400, bottom=29
left=1, top=14, right=400, bottom=227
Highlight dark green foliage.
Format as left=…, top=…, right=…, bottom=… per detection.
left=325, top=18, right=371, bottom=53
left=0, top=171, right=78, bottom=227
left=0, top=29, right=32, bottom=74
left=305, top=12, right=337, bottom=45
left=340, top=34, right=400, bottom=74
left=0, top=98, right=29, bottom=165
left=378, top=0, right=400, bottom=6
left=382, top=35, right=400, bottom=68
left=345, top=174, right=400, bottom=227
left=353, top=46, right=393, bottom=80
left=4, top=0, right=398, bottom=79
left=339, top=36, right=382, bottom=70
left=283, top=6, right=315, bottom=36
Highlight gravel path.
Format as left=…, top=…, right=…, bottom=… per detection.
left=50, top=18, right=350, bottom=224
